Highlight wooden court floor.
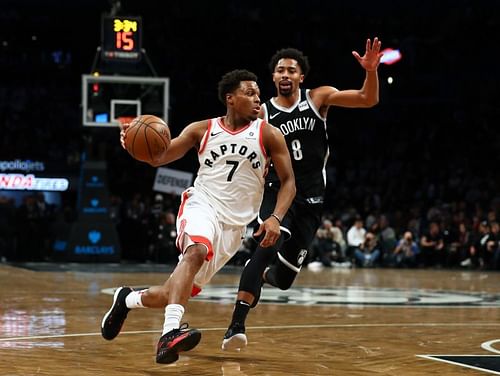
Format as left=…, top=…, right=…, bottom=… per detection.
left=0, top=263, right=499, bottom=375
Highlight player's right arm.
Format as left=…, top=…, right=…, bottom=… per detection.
left=121, top=120, right=208, bottom=167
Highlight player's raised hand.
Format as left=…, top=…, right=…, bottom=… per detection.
left=352, top=37, right=383, bottom=72
left=119, top=123, right=130, bottom=149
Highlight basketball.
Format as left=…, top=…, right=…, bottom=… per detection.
left=124, top=115, right=171, bottom=164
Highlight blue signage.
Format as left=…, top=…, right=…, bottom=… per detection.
left=71, top=228, right=116, bottom=256
left=74, top=245, right=115, bottom=255
left=68, top=161, right=121, bottom=262
left=82, top=197, right=108, bottom=214
left=85, top=175, right=105, bottom=188
left=88, top=230, right=101, bottom=244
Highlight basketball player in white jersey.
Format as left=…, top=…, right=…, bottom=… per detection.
left=100, top=69, right=296, bottom=364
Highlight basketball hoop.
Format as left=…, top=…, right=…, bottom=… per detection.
left=117, top=116, right=135, bottom=129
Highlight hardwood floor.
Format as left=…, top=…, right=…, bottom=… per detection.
left=0, top=263, right=499, bottom=375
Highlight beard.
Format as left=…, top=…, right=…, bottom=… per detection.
left=278, top=87, right=293, bottom=97
left=278, top=80, right=293, bottom=97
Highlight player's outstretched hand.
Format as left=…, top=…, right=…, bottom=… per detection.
left=119, top=123, right=130, bottom=149
left=352, top=37, right=383, bottom=72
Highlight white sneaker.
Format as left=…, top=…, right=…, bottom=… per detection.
left=460, top=258, right=471, bottom=267
left=307, top=261, right=323, bottom=271
left=222, top=323, right=247, bottom=351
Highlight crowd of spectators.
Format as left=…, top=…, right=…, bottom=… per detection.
left=308, top=208, right=500, bottom=271
left=2, top=187, right=499, bottom=272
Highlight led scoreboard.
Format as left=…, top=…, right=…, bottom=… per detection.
left=101, top=15, right=142, bottom=61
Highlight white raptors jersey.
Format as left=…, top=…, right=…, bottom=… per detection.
left=194, top=117, right=268, bottom=226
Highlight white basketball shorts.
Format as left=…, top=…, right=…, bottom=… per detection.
left=176, top=187, right=246, bottom=295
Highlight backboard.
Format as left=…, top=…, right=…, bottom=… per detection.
left=81, top=74, right=169, bottom=127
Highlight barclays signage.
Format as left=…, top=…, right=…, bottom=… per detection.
left=67, top=222, right=120, bottom=262
left=85, top=175, right=105, bottom=188
left=82, top=198, right=108, bottom=214
left=67, top=161, right=121, bottom=262
left=74, top=229, right=115, bottom=255
left=79, top=162, right=111, bottom=219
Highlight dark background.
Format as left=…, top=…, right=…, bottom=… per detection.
left=1, top=1, right=496, bottom=193
left=0, top=0, right=498, bottom=264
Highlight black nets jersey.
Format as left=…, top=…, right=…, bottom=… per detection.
left=263, top=88, right=329, bottom=204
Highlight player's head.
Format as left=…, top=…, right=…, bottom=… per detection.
left=218, top=69, right=261, bottom=121
left=269, top=48, right=310, bottom=76
left=269, top=48, right=310, bottom=97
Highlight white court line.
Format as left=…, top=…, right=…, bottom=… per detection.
left=417, top=355, right=500, bottom=375
left=482, top=339, right=500, bottom=355
left=0, top=322, right=499, bottom=342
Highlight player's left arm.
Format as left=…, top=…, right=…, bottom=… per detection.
left=254, top=124, right=296, bottom=248
left=312, top=37, right=383, bottom=110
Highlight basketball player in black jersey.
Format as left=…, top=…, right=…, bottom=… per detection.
left=222, top=38, right=383, bottom=350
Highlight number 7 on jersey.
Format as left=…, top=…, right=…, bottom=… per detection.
left=226, top=160, right=239, bottom=181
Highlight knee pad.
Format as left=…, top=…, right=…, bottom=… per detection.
left=265, top=249, right=308, bottom=290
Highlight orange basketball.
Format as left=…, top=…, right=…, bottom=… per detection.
left=124, top=115, right=171, bottom=164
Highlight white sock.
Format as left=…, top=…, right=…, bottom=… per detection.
left=125, top=289, right=146, bottom=309
left=162, top=304, right=185, bottom=335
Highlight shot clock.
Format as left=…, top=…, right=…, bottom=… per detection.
left=101, top=15, right=142, bottom=61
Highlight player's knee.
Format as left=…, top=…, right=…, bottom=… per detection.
left=238, top=256, right=268, bottom=297
left=183, top=244, right=207, bottom=266
left=265, top=265, right=296, bottom=290
left=275, top=278, right=294, bottom=290
left=266, top=249, right=307, bottom=290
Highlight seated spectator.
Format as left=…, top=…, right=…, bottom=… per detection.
left=346, top=215, right=366, bottom=261
left=390, top=231, right=420, bottom=268
left=353, top=231, right=381, bottom=267
left=484, top=221, right=499, bottom=270
left=309, top=219, right=347, bottom=267
left=447, top=221, right=471, bottom=268
left=462, top=220, right=489, bottom=269
left=378, top=214, right=397, bottom=262
left=420, top=221, right=446, bottom=267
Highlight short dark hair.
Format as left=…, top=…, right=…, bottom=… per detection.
left=268, top=48, right=310, bottom=77
left=217, top=69, right=258, bottom=105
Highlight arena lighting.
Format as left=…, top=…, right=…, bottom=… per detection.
left=0, top=174, right=69, bottom=191
left=380, top=48, right=402, bottom=65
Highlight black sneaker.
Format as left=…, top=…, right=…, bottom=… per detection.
left=221, top=322, right=247, bottom=351
left=156, top=323, right=202, bottom=364
left=101, top=286, right=132, bottom=340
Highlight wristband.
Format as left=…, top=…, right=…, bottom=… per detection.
left=270, top=213, right=282, bottom=224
